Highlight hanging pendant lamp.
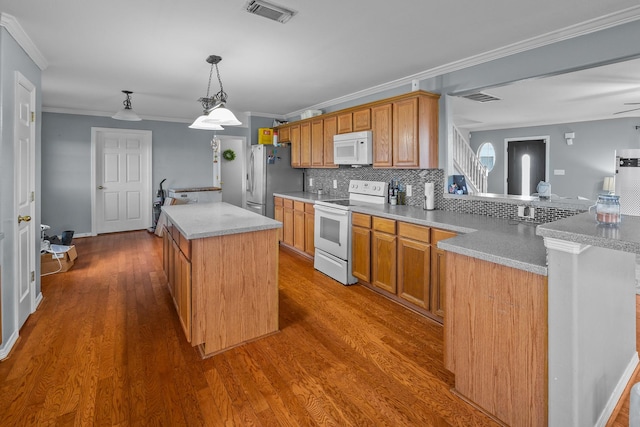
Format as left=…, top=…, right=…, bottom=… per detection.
left=112, top=90, right=142, bottom=121
left=189, top=55, right=242, bottom=128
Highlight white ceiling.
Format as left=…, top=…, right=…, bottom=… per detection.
left=2, top=0, right=640, bottom=127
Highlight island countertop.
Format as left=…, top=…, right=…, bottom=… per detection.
left=162, top=202, right=281, bottom=240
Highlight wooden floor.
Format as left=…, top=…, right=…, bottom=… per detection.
left=0, top=231, right=499, bottom=426
left=0, top=230, right=636, bottom=426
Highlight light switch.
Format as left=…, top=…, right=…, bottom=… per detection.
left=333, top=179, right=338, bottom=189
left=554, top=169, right=565, bottom=175
left=309, top=178, right=313, bottom=186
left=406, top=185, right=412, bottom=197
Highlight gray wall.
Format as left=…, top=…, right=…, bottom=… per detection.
left=41, top=113, right=253, bottom=236
left=0, top=27, right=42, bottom=350
left=469, top=118, right=640, bottom=199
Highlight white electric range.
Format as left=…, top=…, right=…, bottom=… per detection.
left=313, top=180, right=387, bottom=284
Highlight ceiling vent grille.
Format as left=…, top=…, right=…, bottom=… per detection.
left=461, top=92, right=501, bottom=102
left=245, top=0, right=297, bottom=24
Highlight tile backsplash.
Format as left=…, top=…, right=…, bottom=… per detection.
left=305, top=167, right=445, bottom=208
left=305, top=166, right=585, bottom=223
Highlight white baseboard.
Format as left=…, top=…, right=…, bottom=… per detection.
left=33, top=291, right=43, bottom=310
left=596, top=351, right=639, bottom=427
left=0, top=329, right=19, bottom=360
left=72, top=232, right=92, bottom=238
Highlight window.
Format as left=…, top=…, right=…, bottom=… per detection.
left=477, top=142, right=496, bottom=172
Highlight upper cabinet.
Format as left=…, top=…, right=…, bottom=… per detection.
left=275, top=90, right=439, bottom=169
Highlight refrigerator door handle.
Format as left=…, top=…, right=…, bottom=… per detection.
left=248, top=150, right=254, bottom=194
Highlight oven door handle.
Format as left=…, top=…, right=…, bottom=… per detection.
left=314, top=205, right=350, bottom=216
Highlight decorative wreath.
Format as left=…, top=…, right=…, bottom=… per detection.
left=222, top=149, right=236, bottom=161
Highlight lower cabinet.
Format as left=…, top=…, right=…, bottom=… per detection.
left=163, top=223, right=192, bottom=342
left=352, top=213, right=456, bottom=323
left=275, top=196, right=315, bottom=259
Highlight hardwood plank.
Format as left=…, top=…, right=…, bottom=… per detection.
left=1, top=230, right=510, bottom=426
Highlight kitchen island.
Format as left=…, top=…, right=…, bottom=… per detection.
left=161, top=202, right=281, bottom=358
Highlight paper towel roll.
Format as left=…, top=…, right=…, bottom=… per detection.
left=424, top=182, right=434, bottom=210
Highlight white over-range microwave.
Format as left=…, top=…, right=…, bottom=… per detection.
left=333, top=131, right=373, bottom=165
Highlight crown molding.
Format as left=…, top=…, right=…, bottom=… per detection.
left=286, top=5, right=640, bottom=119
left=0, top=13, right=48, bottom=70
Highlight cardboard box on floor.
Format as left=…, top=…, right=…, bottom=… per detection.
left=41, top=245, right=78, bottom=274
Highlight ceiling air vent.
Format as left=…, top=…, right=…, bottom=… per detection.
left=461, top=92, right=501, bottom=103
left=245, top=0, right=297, bottom=24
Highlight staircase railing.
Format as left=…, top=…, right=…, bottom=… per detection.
left=452, top=124, right=488, bottom=194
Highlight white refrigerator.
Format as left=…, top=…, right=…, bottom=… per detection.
left=246, top=144, right=304, bottom=218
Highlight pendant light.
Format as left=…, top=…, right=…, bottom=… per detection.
left=112, top=90, right=142, bottom=121
left=190, top=55, right=242, bottom=128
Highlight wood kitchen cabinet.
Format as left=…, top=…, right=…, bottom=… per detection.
left=282, top=198, right=294, bottom=246
left=371, top=103, right=393, bottom=167
left=392, top=94, right=439, bottom=168
left=351, top=212, right=372, bottom=282
left=337, top=108, right=371, bottom=134
left=323, top=116, right=338, bottom=167
left=274, top=197, right=284, bottom=242
left=278, top=126, right=290, bottom=143
left=290, top=125, right=301, bottom=168
left=163, top=223, right=193, bottom=342
left=276, top=196, right=314, bottom=259
left=371, top=217, right=397, bottom=294
left=300, top=122, right=311, bottom=167
left=430, top=229, right=457, bottom=319
left=311, top=119, right=324, bottom=166
left=293, top=201, right=305, bottom=251
left=304, top=203, right=315, bottom=256
left=397, top=222, right=431, bottom=310
left=352, top=214, right=455, bottom=323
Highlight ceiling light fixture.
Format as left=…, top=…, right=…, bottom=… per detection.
left=189, top=55, right=241, bottom=129
left=112, top=90, right=142, bottom=121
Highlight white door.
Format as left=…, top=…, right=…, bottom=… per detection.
left=92, top=128, right=152, bottom=234
left=15, top=72, right=36, bottom=328
left=220, top=136, right=246, bottom=208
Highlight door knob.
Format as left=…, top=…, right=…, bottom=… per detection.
left=98, top=185, right=105, bottom=189
left=18, top=215, right=31, bottom=224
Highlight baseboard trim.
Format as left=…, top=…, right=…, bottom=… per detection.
left=596, top=351, right=639, bottom=427
left=0, top=329, right=20, bottom=360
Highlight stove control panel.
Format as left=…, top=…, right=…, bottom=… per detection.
left=348, top=180, right=388, bottom=197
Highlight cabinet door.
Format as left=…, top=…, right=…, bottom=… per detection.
left=352, top=226, right=371, bottom=282
left=279, top=126, right=290, bottom=143
left=397, top=237, right=430, bottom=309
left=300, top=122, right=311, bottom=167
left=372, top=103, right=393, bottom=167
left=323, top=116, right=337, bottom=167
left=177, top=249, right=192, bottom=342
left=169, top=239, right=179, bottom=297
left=283, top=203, right=294, bottom=246
left=393, top=97, right=419, bottom=167
left=311, top=119, right=324, bottom=166
left=430, top=248, right=446, bottom=319
left=372, top=231, right=396, bottom=293
left=304, top=208, right=315, bottom=256
left=162, top=227, right=171, bottom=281
left=274, top=205, right=284, bottom=242
left=337, top=113, right=352, bottom=134
left=353, top=108, right=371, bottom=131
left=293, top=201, right=305, bottom=251
left=290, top=125, right=301, bottom=167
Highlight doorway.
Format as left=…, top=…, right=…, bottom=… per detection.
left=505, top=137, right=548, bottom=196
left=15, top=72, right=37, bottom=328
left=91, top=128, right=152, bottom=234
left=217, top=136, right=247, bottom=208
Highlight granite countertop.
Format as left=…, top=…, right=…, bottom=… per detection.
left=273, top=191, right=348, bottom=203
left=275, top=191, right=548, bottom=275
left=162, top=202, right=281, bottom=240
left=537, top=212, right=640, bottom=254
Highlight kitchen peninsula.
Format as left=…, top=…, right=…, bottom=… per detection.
left=161, top=202, right=281, bottom=358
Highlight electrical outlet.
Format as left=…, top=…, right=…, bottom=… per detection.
left=517, top=205, right=535, bottom=219
left=309, top=178, right=313, bottom=186
left=406, top=185, right=412, bottom=197
left=333, top=179, right=338, bottom=189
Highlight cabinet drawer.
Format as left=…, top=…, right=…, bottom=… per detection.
left=372, top=216, right=396, bottom=234
left=352, top=212, right=371, bottom=228
left=274, top=196, right=283, bottom=206
left=431, top=228, right=457, bottom=244
left=305, top=203, right=315, bottom=214
left=294, top=201, right=305, bottom=211
left=283, top=198, right=294, bottom=209
left=398, top=222, right=430, bottom=243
